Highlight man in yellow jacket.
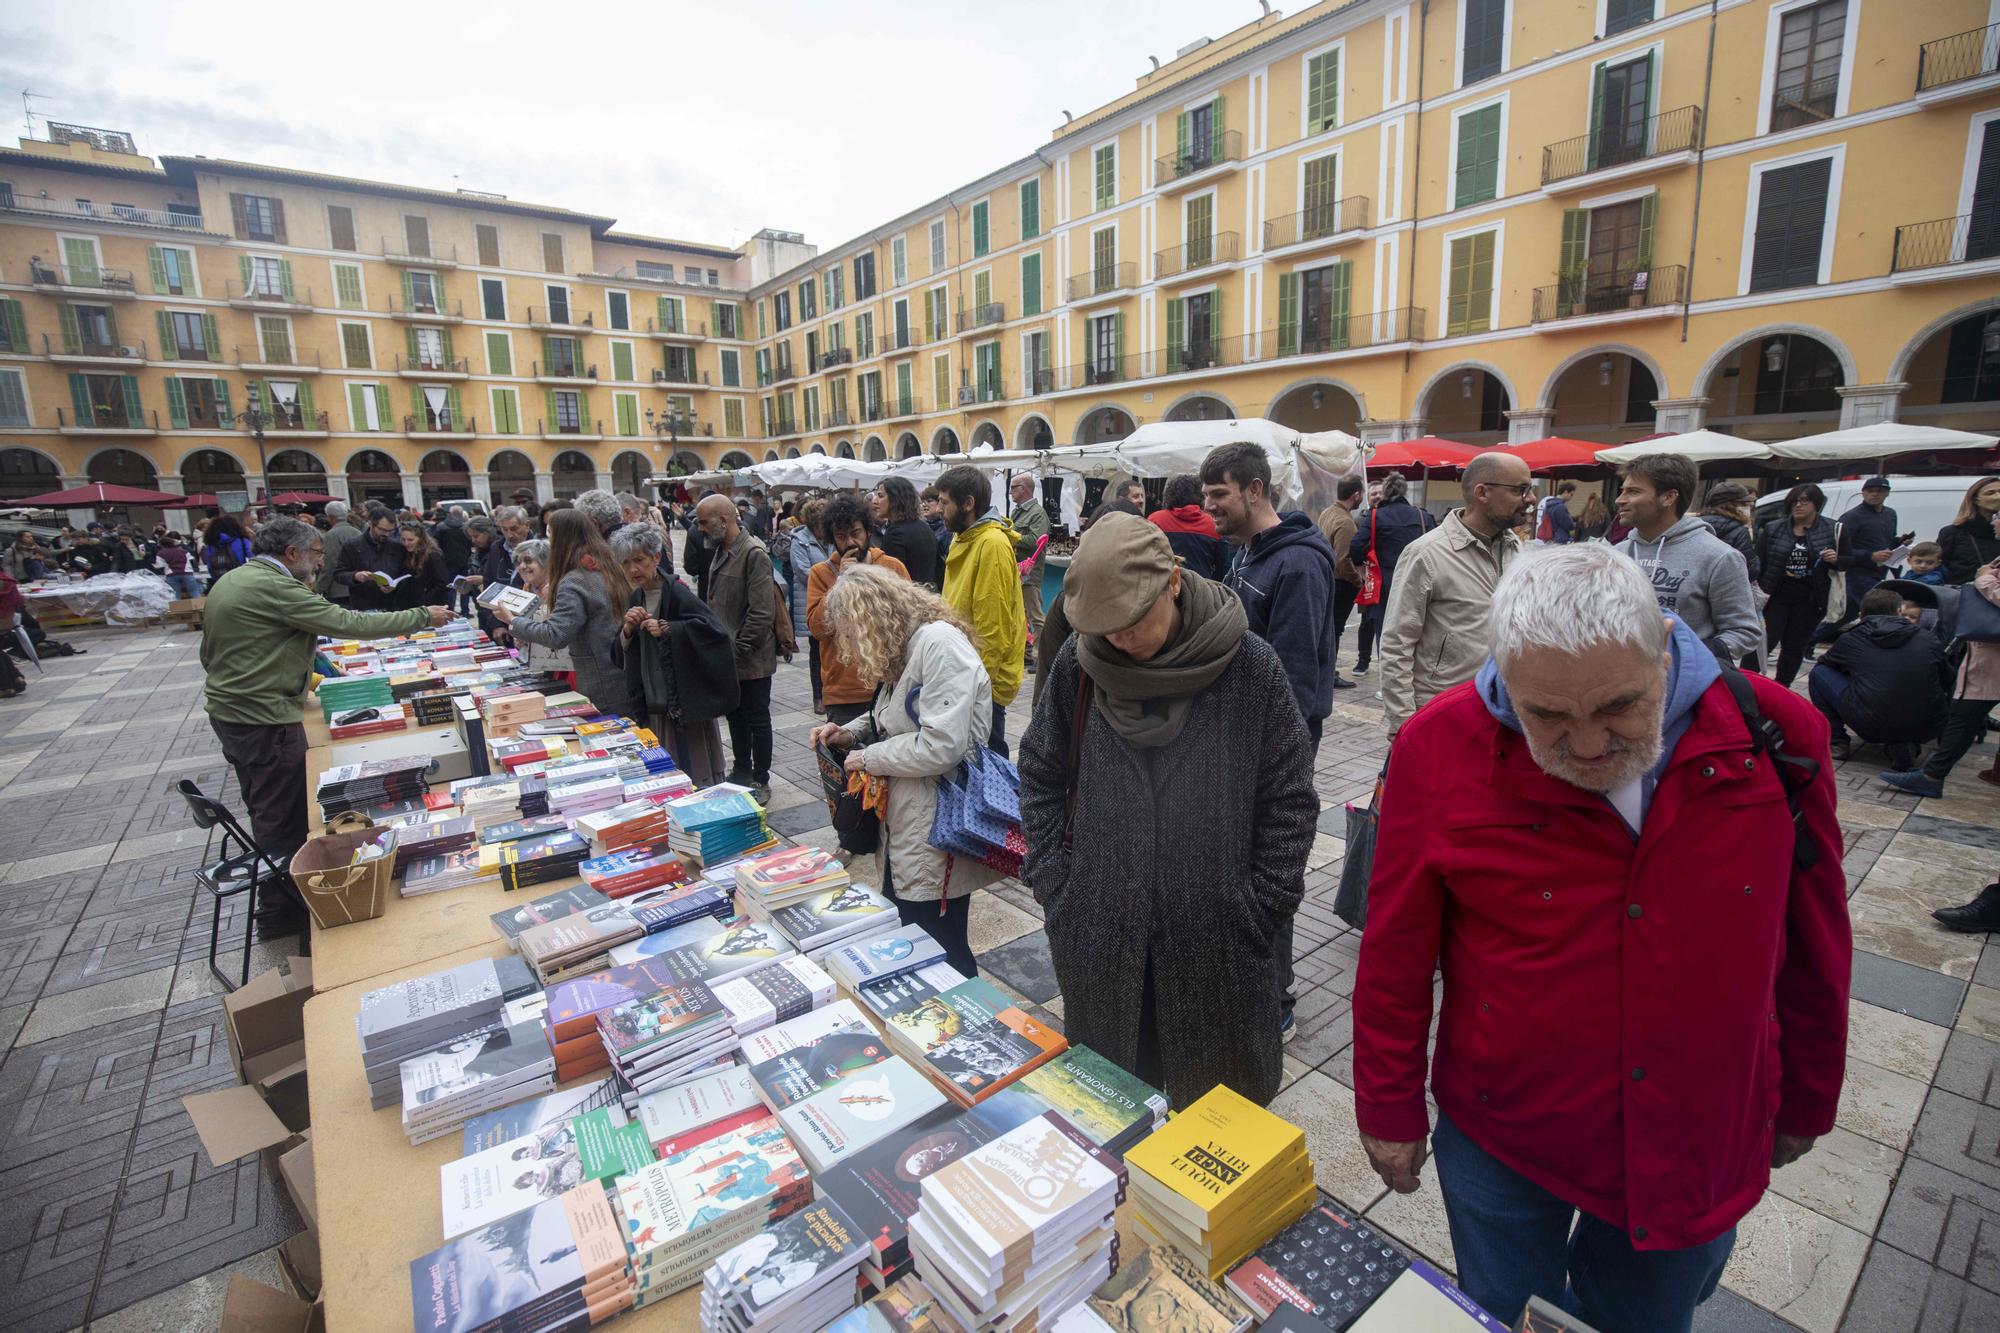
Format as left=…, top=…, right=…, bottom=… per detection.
left=936, top=464, right=1026, bottom=755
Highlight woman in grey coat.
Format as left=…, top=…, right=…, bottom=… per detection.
left=492, top=509, right=641, bottom=718
left=789, top=498, right=831, bottom=713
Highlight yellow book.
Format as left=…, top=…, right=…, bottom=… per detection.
left=1124, top=1084, right=1308, bottom=1233
left=1133, top=1175, right=1319, bottom=1282
left=1130, top=1147, right=1314, bottom=1250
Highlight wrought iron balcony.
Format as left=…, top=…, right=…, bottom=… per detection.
left=386, top=295, right=461, bottom=321
left=1530, top=266, right=1687, bottom=322
left=1891, top=212, right=2000, bottom=274
left=820, top=346, right=854, bottom=368
left=1059, top=353, right=1138, bottom=389
left=0, top=192, right=204, bottom=232
left=48, top=122, right=137, bottom=153
left=772, top=362, right=797, bottom=383
left=226, top=279, right=315, bottom=308
left=382, top=238, right=459, bottom=267
left=238, top=344, right=323, bottom=372
left=538, top=417, right=601, bottom=439
left=404, top=413, right=477, bottom=436
left=653, top=414, right=699, bottom=437
left=56, top=406, right=159, bottom=434
left=526, top=306, right=594, bottom=330
left=532, top=360, right=598, bottom=383
left=1155, top=129, right=1244, bottom=188
left=29, top=261, right=138, bottom=295
left=252, top=408, right=331, bottom=433
left=1769, top=76, right=1840, bottom=133
left=647, top=317, right=707, bottom=339
left=859, top=398, right=889, bottom=423
left=1019, top=367, right=1055, bottom=397
left=653, top=366, right=698, bottom=385
left=882, top=325, right=923, bottom=352
left=1542, top=106, right=1702, bottom=187
left=1275, top=306, right=1427, bottom=357
left=394, top=353, right=469, bottom=376
left=826, top=407, right=854, bottom=427
left=1263, top=197, right=1370, bottom=251
left=44, top=333, right=148, bottom=364
left=955, top=303, right=1005, bottom=334
left=883, top=394, right=925, bottom=419
left=1155, top=231, right=1241, bottom=280
left=1919, top=22, right=2000, bottom=92
left=1066, top=261, right=1136, bottom=303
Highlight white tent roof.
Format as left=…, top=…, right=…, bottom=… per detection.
left=1763, top=422, right=1999, bottom=461
left=1595, top=430, right=1775, bottom=464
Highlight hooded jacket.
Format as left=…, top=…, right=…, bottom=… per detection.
left=1227, top=512, right=1340, bottom=723
left=1150, top=505, right=1230, bottom=581
left=1619, top=515, right=1764, bottom=663
left=1699, top=513, right=1759, bottom=583
left=1817, top=614, right=1951, bottom=742
left=1355, top=614, right=1850, bottom=1251
left=942, top=512, right=1026, bottom=706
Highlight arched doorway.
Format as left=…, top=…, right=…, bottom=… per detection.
left=488, top=449, right=534, bottom=507
left=784, top=447, right=802, bottom=459
left=931, top=427, right=961, bottom=454
left=668, top=450, right=705, bottom=476
left=809, top=442, right=827, bottom=456
left=1014, top=415, right=1053, bottom=450
left=970, top=422, right=1003, bottom=450
left=836, top=440, right=855, bottom=459
left=863, top=436, right=887, bottom=462
left=266, top=449, right=326, bottom=496
left=896, top=433, right=921, bottom=459
left=1268, top=382, right=1362, bottom=434
left=345, top=449, right=405, bottom=508
left=551, top=450, right=595, bottom=499
left=1546, top=351, right=1663, bottom=444
left=1420, top=366, right=1512, bottom=447
left=719, top=450, right=755, bottom=470
left=0, top=447, right=61, bottom=503
left=1073, top=405, right=1135, bottom=445
left=85, top=449, right=167, bottom=527
left=612, top=450, right=653, bottom=494
left=1163, top=393, right=1234, bottom=423
left=762, top=450, right=780, bottom=462
left=1895, top=308, right=2000, bottom=433
left=177, top=448, right=243, bottom=500
left=419, top=448, right=472, bottom=508
left=1700, top=332, right=1846, bottom=441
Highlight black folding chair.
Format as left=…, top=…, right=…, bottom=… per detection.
left=176, top=779, right=299, bottom=990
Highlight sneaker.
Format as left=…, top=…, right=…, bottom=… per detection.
left=1932, top=883, right=2000, bottom=933
left=1878, top=769, right=1944, bottom=798
left=750, top=781, right=773, bottom=808
left=1352, top=660, right=1370, bottom=674
left=1279, top=1010, right=1297, bottom=1043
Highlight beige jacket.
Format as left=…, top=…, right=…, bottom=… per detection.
left=1316, top=501, right=1360, bottom=585
left=1379, top=509, right=1520, bottom=737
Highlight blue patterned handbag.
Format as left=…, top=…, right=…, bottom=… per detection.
left=904, top=685, right=1024, bottom=872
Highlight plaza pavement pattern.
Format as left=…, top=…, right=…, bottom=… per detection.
left=0, top=619, right=1994, bottom=1331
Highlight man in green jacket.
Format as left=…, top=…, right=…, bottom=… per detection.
left=939, top=465, right=1026, bottom=756
left=202, top=516, right=447, bottom=868
left=1008, top=473, right=1051, bottom=659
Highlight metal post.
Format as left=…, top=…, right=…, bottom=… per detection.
left=246, top=407, right=269, bottom=505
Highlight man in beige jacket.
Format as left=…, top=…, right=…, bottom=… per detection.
left=1378, top=452, right=1532, bottom=739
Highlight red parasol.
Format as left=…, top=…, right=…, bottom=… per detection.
left=1366, top=436, right=1482, bottom=473
left=1506, top=436, right=1613, bottom=474
left=267, top=492, right=335, bottom=505
left=162, top=492, right=219, bottom=509
left=15, top=482, right=185, bottom=507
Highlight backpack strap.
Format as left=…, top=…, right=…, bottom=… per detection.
left=1715, top=664, right=1820, bottom=870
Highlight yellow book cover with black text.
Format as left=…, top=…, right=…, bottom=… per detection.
left=1123, top=1084, right=1307, bottom=1232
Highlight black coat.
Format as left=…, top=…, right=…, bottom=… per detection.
left=391, top=550, right=451, bottom=610
left=334, top=530, right=405, bottom=610
left=1938, top=515, right=2000, bottom=586
left=1163, top=530, right=1230, bottom=582
left=1819, top=614, right=1951, bottom=743
left=611, top=581, right=740, bottom=725
left=1834, top=502, right=1900, bottom=574
left=1755, top=516, right=1837, bottom=616
left=879, top=519, right=939, bottom=590
left=1348, top=501, right=1435, bottom=612
left=432, top=518, right=473, bottom=575
left=1701, top=513, right=1760, bottom=583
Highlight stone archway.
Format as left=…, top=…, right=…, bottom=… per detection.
left=419, top=448, right=472, bottom=508
left=668, top=449, right=705, bottom=476
left=345, top=448, right=404, bottom=508
left=1698, top=331, right=1848, bottom=439
left=896, top=433, right=921, bottom=459
left=969, top=421, right=1003, bottom=450
left=487, top=449, right=534, bottom=507
left=1893, top=307, right=2000, bottom=431
left=1073, top=404, right=1135, bottom=445
left=836, top=440, right=855, bottom=459
left=863, top=436, right=887, bottom=462
left=551, top=450, right=595, bottom=499
left=175, top=447, right=241, bottom=497
left=0, top=446, right=62, bottom=503
left=1162, top=391, right=1236, bottom=423
left=265, top=448, right=327, bottom=495
left=611, top=450, right=653, bottom=493
left=930, top=427, right=961, bottom=454
left=1547, top=351, right=1664, bottom=443
left=1014, top=414, right=1054, bottom=450
left=720, top=450, right=755, bottom=469
left=1268, top=380, right=1363, bottom=434
left=1418, top=364, right=1513, bottom=446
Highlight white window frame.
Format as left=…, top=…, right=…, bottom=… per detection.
left=927, top=283, right=949, bottom=338
left=1736, top=143, right=1846, bottom=295
left=479, top=276, right=507, bottom=321
left=971, top=266, right=993, bottom=312
left=1446, top=91, right=1510, bottom=211
left=1295, top=149, right=1342, bottom=215
left=606, top=289, right=631, bottom=331
left=893, top=296, right=911, bottom=339
left=1595, top=0, right=1659, bottom=38
left=612, top=389, right=641, bottom=436
left=331, top=260, right=366, bottom=309
left=1298, top=37, right=1348, bottom=137
left=1455, top=0, right=1512, bottom=91
left=0, top=368, right=34, bottom=429
left=891, top=236, right=908, bottom=287
left=722, top=395, right=746, bottom=436
left=155, top=244, right=201, bottom=297
left=484, top=329, right=513, bottom=375
left=1585, top=41, right=1665, bottom=129
left=1756, top=0, right=1863, bottom=137
left=1019, top=328, right=1047, bottom=378
left=1438, top=219, right=1506, bottom=337
left=1956, top=107, right=2000, bottom=219
left=248, top=252, right=288, bottom=298
left=719, top=347, right=741, bottom=387
left=608, top=337, right=638, bottom=382
left=635, top=260, right=671, bottom=283
left=544, top=282, right=571, bottom=320
left=929, top=219, right=948, bottom=274
left=488, top=385, right=521, bottom=434
left=352, top=381, right=387, bottom=431
left=1091, top=138, right=1119, bottom=210
left=1090, top=222, right=1119, bottom=269
left=56, top=231, right=105, bottom=271
left=254, top=313, right=299, bottom=363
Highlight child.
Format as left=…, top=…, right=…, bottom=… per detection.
left=1904, top=541, right=1946, bottom=584
left=1898, top=597, right=1933, bottom=630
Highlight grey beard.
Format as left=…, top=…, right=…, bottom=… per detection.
left=1524, top=711, right=1665, bottom=794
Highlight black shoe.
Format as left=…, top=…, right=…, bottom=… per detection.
left=1332, top=675, right=1357, bottom=690
left=1352, top=660, right=1370, bottom=674
left=1933, top=883, right=2000, bottom=933
left=1829, top=737, right=1852, bottom=762
left=1885, top=742, right=1918, bottom=771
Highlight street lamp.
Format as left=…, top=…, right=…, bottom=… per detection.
left=242, top=405, right=269, bottom=505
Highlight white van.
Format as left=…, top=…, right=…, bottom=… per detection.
left=1753, top=474, right=1986, bottom=549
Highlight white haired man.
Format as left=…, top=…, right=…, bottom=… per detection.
left=1353, top=543, right=1850, bottom=1332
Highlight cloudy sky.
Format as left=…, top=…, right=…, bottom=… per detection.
left=1, top=0, right=1255, bottom=250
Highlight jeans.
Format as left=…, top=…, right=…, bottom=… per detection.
left=988, top=700, right=1009, bottom=758
left=165, top=573, right=203, bottom=600
left=1431, top=1111, right=1735, bottom=1333
left=1762, top=579, right=1818, bottom=688
left=1332, top=579, right=1358, bottom=666
left=1355, top=606, right=1381, bottom=667
left=1927, top=695, right=2000, bottom=779
left=209, top=718, right=312, bottom=871
left=724, top=675, right=774, bottom=783
left=1807, top=664, right=1849, bottom=741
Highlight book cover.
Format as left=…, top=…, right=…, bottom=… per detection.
left=748, top=1030, right=894, bottom=1111
left=400, top=1021, right=553, bottom=1122
left=768, top=884, right=895, bottom=946
left=626, top=882, right=729, bottom=932
left=826, top=928, right=947, bottom=989
left=924, top=1007, right=1066, bottom=1103
left=1123, top=1084, right=1308, bottom=1230
left=1347, top=1261, right=1504, bottom=1331
left=712, top=955, right=834, bottom=1034
left=858, top=962, right=968, bottom=1021
left=823, top=1277, right=960, bottom=1333
left=459, top=1080, right=620, bottom=1154
left=357, top=958, right=506, bottom=1048
left=705, top=1198, right=867, bottom=1320
left=733, top=999, right=869, bottom=1065
left=1225, top=1198, right=1409, bottom=1325
left=1086, top=1244, right=1250, bottom=1333
left=918, top=1112, right=1118, bottom=1282
left=409, top=1191, right=591, bottom=1333
left=614, top=1115, right=808, bottom=1258
left=545, top=958, right=685, bottom=1042
left=1019, top=1046, right=1168, bottom=1150
left=610, top=912, right=791, bottom=978
left=777, top=1057, right=949, bottom=1173
left=517, top=902, right=640, bottom=966
left=598, top=979, right=726, bottom=1057
left=479, top=815, right=570, bottom=846
left=489, top=886, right=612, bottom=943
left=439, top=1120, right=586, bottom=1239
left=574, top=1107, right=657, bottom=1182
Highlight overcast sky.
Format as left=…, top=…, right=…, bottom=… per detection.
left=1, top=0, right=1256, bottom=251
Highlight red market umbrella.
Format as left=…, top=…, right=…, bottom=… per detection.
left=16, top=482, right=184, bottom=507
left=1506, top=436, right=1613, bottom=474
left=1366, top=436, right=1481, bottom=473
left=267, top=492, right=335, bottom=506
left=162, top=493, right=219, bottom=509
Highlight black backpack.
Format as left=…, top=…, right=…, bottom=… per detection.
left=1716, top=664, right=1821, bottom=870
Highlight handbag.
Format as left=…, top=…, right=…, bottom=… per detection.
left=816, top=739, right=880, bottom=854
left=908, top=685, right=1026, bottom=876
left=1356, top=507, right=1383, bottom=607
left=1957, top=579, right=2000, bottom=643
left=1333, top=775, right=1383, bottom=930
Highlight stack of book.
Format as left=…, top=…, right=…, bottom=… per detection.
left=438, top=1095, right=636, bottom=1238
left=665, top=786, right=774, bottom=866
left=1125, top=1085, right=1316, bottom=1281
left=402, top=846, right=495, bottom=897
left=329, top=703, right=408, bottom=740
left=579, top=843, right=688, bottom=898
left=598, top=977, right=738, bottom=1101
left=623, top=771, right=697, bottom=806
left=733, top=846, right=851, bottom=914
left=732, top=999, right=873, bottom=1066
left=825, top=926, right=947, bottom=993
left=701, top=1198, right=870, bottom=1333
left=577, top=800, right=672, bottom=856
left=612, top=1116, right=813, bottom=1306
left=479, top=813, right=571, bottom=848
left=317, top=674, right=393, bottom=720
left=494, top=736, right=568, bottom=772
left=768, top=1048, right=948, bottom=1176
left=356, top=955, right=537, bottom=1113
left=625, top=881, right=734, bottom=935
left=485, top=829, right=593, bottom=892
left=876, top=975, right=1067, bottom=1107
left=316, top=756, right=432, bottom=820
left=908, top=1112, right=1123, bottom=1330
left=548, top=776, right=628, bottom=820
left=516, top=776, right=551, bottom=818
left=712, top=955, right=836, bottom=1038
left=1062, top=1244, right=1256, bottom=1333
left=1224, top=1198, right=1411, bottom=1330
left=391, top=816, right=477, bottom=879
left=517, top=902, right=645, bottom=986
left=459, top=781, right=526, bottom=830
left=460, top=1079, right=623, bottom=1153
left=407, top=687, right=462, bottom=728
left=545, top=957, right=692, bottom=1080
left=481, top=689, right=547, bottom=737
left=607, top=911, right=795, bottom=984
left=490, top=885, right=613, bottom=946
left=1018, top=1046, right=1168, bottom=1158
left=636, top=1066, right=772, bottom=1159
left=409, top=1185, right=634, bottom=1333
left=751, top=883, right=901, bottom=965
left=399, top=1018, right=556, bottom=1145
left=541, top=689, right=599, bottom=718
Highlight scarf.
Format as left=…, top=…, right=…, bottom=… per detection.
left=1074, top=572, right=1247, bottom=747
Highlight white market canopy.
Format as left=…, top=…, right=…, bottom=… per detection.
left=1594, top=430, right=1775, bottom=464
left=1762, top=422, right=2000, bottom=461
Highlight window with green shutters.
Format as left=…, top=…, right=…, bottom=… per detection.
left=491, top=387, right=520, bottom=434
left=757, top=301, right=768, bottom=339
left=657, top=296, right=684, bottom=333
left=611, top=341, right=635, bottom=383
left=1462, top=0, right=1507, bottom=86
left=0, top=369, right=28, bottom=428
left=1446, top=230, right=1498, bottom=335
left=1019, top=180, right=1041, bottom=240
left=974, top=342, right=1000, bottom=402
left=720, top=348, right=741, bottom=387
left=62, top=237, right=101, bottom=285
left=891, top=237, right=907, bottom=287
left=925, top=287, right=946, bottom=341
left=972, top=201, right=990, bottom=258
left=798, top=279, right=817, bottom=321
left=0, top=298, right=25, bottom=355
left=933, top=354, right=951, bottom=411
left=723, top=398, right=745, bottom=437
left=896, top=363, right=914, bottom=413
left=1302, top=155, right=1339, bottom=238
left=156, top=310, right=219, bottom=361
left=670, top=393, right=694, bottom=425
left=258, top=316, right=293, bottom=365
left=347, top=383, right=388, bottom=431
left=856, top=313, right=874, bottom=359
left=1453, top=103, right=1503, bottom=208
left=1174, top=98, right=1226, bottom=172
left=929, top=220, right=947, bottom=273
left=615, top=393, right=639, bottom=436
left=342, top=322, right=372, bottom=369
left=332, top=262, right=363, bottom=310
left=1186, top=195, right=1215, bottom=268
left=1093, top=145, right=1116, bottom=211
left=1092, top=227, right=1117, bottom=283
left=828, top=267, right=843, bottom=310
left=1020, top=253, right=1042, bottom=317
left=973, top=270, right=991, bottom=313
left=803, top=385, right=820, bottom=432
left=713, top=301, right=739, bottom=338
left=1277, top=273, right=1300, bottom=355
left=148, top=245, right=196, bottom=295
left=1605, top=0, right=1654, bottom=36
left=778, top=391, right=796, bottom=433
left=1305, top=48, right=1341, bottom=135
left=484, top=331, right=512, bottom=376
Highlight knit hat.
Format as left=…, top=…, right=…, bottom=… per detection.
left=1066, top=512, right=1178, bottom=635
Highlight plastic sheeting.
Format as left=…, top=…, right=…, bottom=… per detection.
left=24, top=572, right=176, bottom=625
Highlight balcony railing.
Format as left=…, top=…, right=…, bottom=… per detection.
left=882, top=326, right=922, bottom=352
left=252, top=409, right=330, bottom=433
left=1530, top=265, right=1687, bottom=322
left=1263, top=197, right=1371, bottom=250
left=648, top=317, right=707, bottom=337
left=653, top=415, right=700, bottom=437
left=382, top=238, right=458, bottom=265
left=1155, top=231, right=1241, bottom=280
left=1060, top=352, right=1138, bottom=389
left=820, top=346, right=854, bottom=368
left=532, top=360, right=597, bottom=381
left=859, top=398, right=889, bottom=423
left=1542, top=105, right=1702, bottom=186
left=238, top=344, right=322, bottom=369
left=1156, top=129, right=1244, bottom=186
left=772, top=363, right=796, bottom=382
left=44, top=333, right=147, bottom=361
left=955, top=303, right=1005, bottom=333
left=29, top=261, right=138, bottom=293
left=226, top=279, right=315, bottom=306
left=404, top=413, right=476, bottom=435
left=527, top=306, right=593, bottom=329
left=1277, top=306, right=1428, bottom=357
left=386, top=295, right=459, bottom=319
left=653, top=366, right=698, bottom=384
left=1019, top=367, right=1055, bottom=397
left=1066, top=261, right=1137, bottom=303
left=883, top=394, right=925, bottom=419
left=1918, top=23, right=2000, bottom=92
left=826, top=407, right=854, bottom=427
left=0, top=192, right=204, bottom=231
left=57, top=406, right=158, bottom=432
left=48, top=122, right=137, bottom=153
left=1769, top=75, right=1840, bottom=133
left=538, top=417, right=599, bottom=437
left=1891, top=212, right=2000, bottom=273
left=394, top=353, right=468, bottom=374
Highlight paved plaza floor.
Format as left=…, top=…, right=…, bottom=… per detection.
left=0, top=616, right=1995, bottom=1331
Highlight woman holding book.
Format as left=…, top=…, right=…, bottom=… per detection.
left=490, top=509, right=641, bottom=718
left=391, top=520, right=454, bottom=611
left=506, top=539, right=573, bottom=679
left=608, top=524, right=737, bottom=787
left=809, top=563, right=1001, bottom=976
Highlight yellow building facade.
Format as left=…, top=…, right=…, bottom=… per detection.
left=4, top=0, right=2000, bottom=512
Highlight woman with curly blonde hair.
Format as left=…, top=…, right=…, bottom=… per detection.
left=809, top=564, right=998, bottom=975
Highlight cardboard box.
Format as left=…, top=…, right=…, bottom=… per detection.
left=220, top=1275, right=323, bottom=1333
left=181, top=1083, right=302, bottom=1173
left=223, top=957, right=314, bottom=1081
left=277, top=1133, right=317, bottom=1236
left=277, top=1230, right=322, bottom=1302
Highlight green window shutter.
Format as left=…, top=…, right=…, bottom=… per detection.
left=495, top=388, right=519, bottom=434
left=446, top=386, right=461, bottom=425
left=58, top=303, right=80, bottom=353
left=335, top=264, right=362, bottom=309
left=156, top=310, right=178, bottom=359
left=616, top=395, right=636, bottom=436
left=1212, top=287, right=1224, bottom=343
left=148, top=245, right=168, bottom=293
left=1277, top=272, right=1299, bottom=356
left=1329, top=261, right=1352, bottom=349
left=1307, top=51, right=1340, bottom=133
left=119, top=374, right=142, bottom=427
left=405, top=327, right=420, bottom=362
left=1021, top=253, right=1041, bottom=317
left=68, top=373, right=91, bottom=423
left=412, top=385, right=425, bottom=421
left=541, top=335, right=556, bottom=367
left=216, top=379, right=234, bottom=427
left=612, top=342, right=633, bottom=382
left=1176, top=112, right=1189, bottom=165
left=440, top=329, right=455, bottom=364
left=1559, top=208, right=1589, bottom=303
left=165, top=377, right=188, bottom=428
left=1210, top=97, right=1226, bottom=158
left=373, top=385, right=389, bottom=427
left=104, top=307, right=120, bottom=347
left=348, top=383, right=366, bottom=429
left=486, top=332, right=511, bottom=375
left=1113, top=312, right=1125, bottom=370
left=342, top=324, right=370, bottom=368
left=974, top=271, right=990, bottom=310
left=202, top=313, right=220, bottom=359
left=277, top=260, right=295, bottom=301
left=401, top=272, right=414, bottom=310
left=1166, top=296, right=1184, bottom=371
left=1020, top=180, right=1040, bottom=239
left=972, top=202, right=989, bottom=257
left=1304, top=156, right=1337, bottom=235
left=1, top=299, right=24, bottom=351
left=299, top=383, right=317, bottom=422
left=239, top=255, right=253, bottom=290
left=1455, top=105, right=1501, bottom=207
left=1448, top=232, right=1497, bottom=336
left=1587, top=64, right=1609, bottom=170
left=1635, top=192, right=1658, bottom=269
left=545, top=391, right=559, bottom=428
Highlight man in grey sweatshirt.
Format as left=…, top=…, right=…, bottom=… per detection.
left=1614, top=454, right=1763, bottom=664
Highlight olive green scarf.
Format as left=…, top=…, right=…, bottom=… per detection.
left=1074, top=572, right=1247, bottom=747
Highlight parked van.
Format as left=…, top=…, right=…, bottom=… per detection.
left=1753, top=474, right=1990, bottom=550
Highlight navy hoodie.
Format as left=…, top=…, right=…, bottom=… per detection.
left=1228, top=511, right=1340, bottom=723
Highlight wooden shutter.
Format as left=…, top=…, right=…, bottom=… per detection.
left=1329, top=261, right=1351, bottom=349
left=401, top=272, right=415, bottom=311
left=612, top=342, right=634, bottom=382
left=1113, top=312, right=1125, bottom=372
left=156, top=310, right=178, bottom=359
left=974, top=271, right=991, bottom=311
left=973, top=202, right=989, bottom=257
left=68, top=373, right=91, bottom=423
left=335, top=263, right=362, bottom=309
left=486, top=332, right=511, bottom=375
left=494, top=388, right=518, bottom=434
left=1277, top=273, right=1299, bottom=355
left=329, top=204, right=356, bottom=251
left=119, top=374, right=142, bottom=427
left=476, top=224, right=498, bottom=267
left=298, top=383, right=317, bottom=423
left=0, top=299, right=24, bottom=352
left=269, top=199, right=287, bottom=244
left=148, top=246, right=168, bottom=293
left=1020, top=180, right=1039, bottom=239
left=1559, top=208, right=1590, bottom=303
left=1021, top=253, right=1041, bottom=317
left=1166, top=296, right=1184, bottom=370
left=1455, top=105, right=1501, bottom=206
left=406, top=327, right=420, bottom=362
left=214, top=379, right=234, bottom=427
left=57, top=303, right=79, bottom=353
left=1210, top=97, right=1226, bottom=159
left=1303, top=156, right=1337, bottom=235
left=1176, top=112, right=1189, bottom=166
left=1634, top=192, right=1658, bottom=269
left=544, top=391, right=559, bottom=429
left=445, top=386, right=461, bottom=427
left=1448, top=231, right=1497, bottom=335
left=239, top=255, right=253, bottom=291
left=372, top=384, right=388, bottom=427
left=1307, top=50, right=1339, bottom=133
left=1588, top=64, right=1609, bottom=170
left=229, top=193, right=249, bottom=238
left=165, top=377, right=188, bottom=429
left=1749, top=158, right=1832, bottom=292
left=347, top=383, right=366, bottom=429
left=202, top=313, right=220, bottom=359
left=933, top=355, right=950, bottom=409
left=439, top=328, right=456, bottom=364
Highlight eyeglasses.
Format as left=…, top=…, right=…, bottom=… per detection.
left=1484, top=482, right=1534, bottom=495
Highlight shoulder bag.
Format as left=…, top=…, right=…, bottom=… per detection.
left=1355, top=508, right=1383, bottom=607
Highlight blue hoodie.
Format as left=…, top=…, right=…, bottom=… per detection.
left=1474, top=614, right=1720, bottom=833
left=1228, top=511, right=1340, bottom=723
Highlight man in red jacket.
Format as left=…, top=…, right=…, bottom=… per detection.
left=1353, top=543, right=1850, bottom=1333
